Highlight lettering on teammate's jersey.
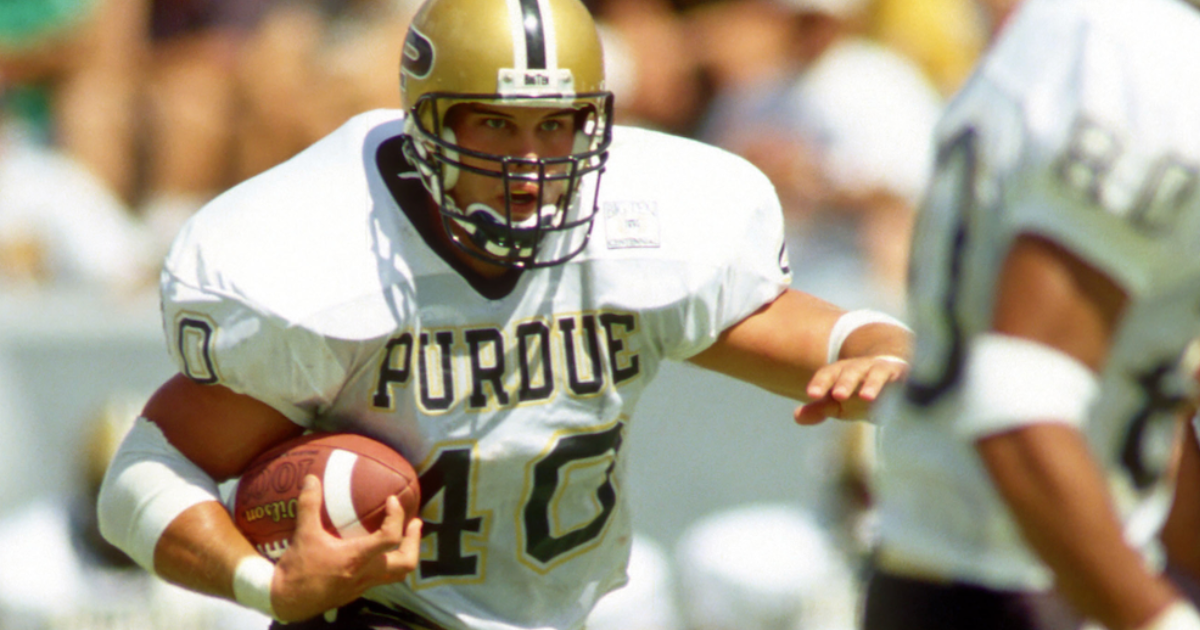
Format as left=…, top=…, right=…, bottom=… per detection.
left=603, top=201, right=661, bottom=249
left=370, top=311, right=643, bottom=413
left=1056, top=116, right=1200, bottom=233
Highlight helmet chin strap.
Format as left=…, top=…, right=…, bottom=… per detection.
left=465, top=202, right=552, bottom=230
left=447, top=202, right=559, bottom=260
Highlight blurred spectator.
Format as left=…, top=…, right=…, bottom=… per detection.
left=586, top=0, right=705, bottom=134
left=235, top=0, right=421, bottom=183
left=675, top=503, right=858, bottom=630
left=0, top=0, right=145, bottom=202
left=588, top=533, right=683, bottom=630
left=976, top=0, right=1022, bottom=39
left=868, top=0, right=986, bottom=96
left=138, top=0, right=274, bottom=255
left=0, top=392, right=269, bottom=630
left=687, top=0, right=942, bottom=313
left=0, top=115, right=154, bottom=292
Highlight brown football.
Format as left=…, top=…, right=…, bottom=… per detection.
left=232, top=432, right=420, bottom=560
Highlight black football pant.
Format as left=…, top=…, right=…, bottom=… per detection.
left=863, top=568, right=1085, bottom=630
left=268, top=599, right=443, bottom=630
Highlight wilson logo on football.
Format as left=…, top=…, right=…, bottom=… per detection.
left=242, top=499, right=298, bottom=524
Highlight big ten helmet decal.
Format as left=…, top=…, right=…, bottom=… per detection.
left=400, top=0, right=614, bottom=269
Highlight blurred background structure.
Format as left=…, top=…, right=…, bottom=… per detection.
left=0, top=391, right=270, bottom=629
left=0, top=0, right=1010, bottom=626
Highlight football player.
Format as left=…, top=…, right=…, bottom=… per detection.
left=841, top=0, right=1200, bottom=628
left=93, top=0, right=911, bottom=629
left=1163, top=409, right=1200, bottom=612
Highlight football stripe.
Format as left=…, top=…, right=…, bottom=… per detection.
left=324, top=450, right=369, bottom=538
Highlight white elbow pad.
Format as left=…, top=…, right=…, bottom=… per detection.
left=97, top=417, right=222, bottom=571
left=956, top=333, right=1099, bottom=440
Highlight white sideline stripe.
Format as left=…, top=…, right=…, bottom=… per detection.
left=324, top=450, right=369, bottom=538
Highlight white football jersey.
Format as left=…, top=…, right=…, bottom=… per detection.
left=875, top=0, right=1200, bottom=591
left=159, top=110, right=790, bottom=630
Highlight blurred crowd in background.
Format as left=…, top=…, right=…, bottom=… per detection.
left=0, top=0, right=1020, bottom=628
left=0, top=0, right=1022, bottom=305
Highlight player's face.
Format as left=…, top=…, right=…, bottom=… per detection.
left=445, top=104, right=578, bottom=223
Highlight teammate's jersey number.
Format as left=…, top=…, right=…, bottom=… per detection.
left=414, top=422, right=625, bottom=584
left=904, top=126, right=979, bottom=406
left=906, top=116, right=1199, bottom=407
left=1121, top=360, right=1188, bottom=491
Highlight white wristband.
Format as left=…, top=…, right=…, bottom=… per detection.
left=233, top=555, right=278, bottom=619
left=827, top=309, right=911, bottom=364
left=1139, top=601, right=1200, bottom=630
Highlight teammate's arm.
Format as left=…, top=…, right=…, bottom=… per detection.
left=99, top=374, right=423, bottom=622
left=688, top=287, right=911, bottom=419
left=974, top=234, right=1184, bottom=630
left=1162, top=416, right=1200, bottom=608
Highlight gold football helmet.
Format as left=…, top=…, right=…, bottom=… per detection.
left=400, top=0, right=614, bottom=269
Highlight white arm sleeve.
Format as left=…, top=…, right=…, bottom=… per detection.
left=96, top=417, right=222, bottom=572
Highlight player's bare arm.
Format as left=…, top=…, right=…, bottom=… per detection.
left=108, top=375, right=422, bottom=622
left=975, top=235, right=1181, bottom=630
left=687, top=288, right=912, bottom=422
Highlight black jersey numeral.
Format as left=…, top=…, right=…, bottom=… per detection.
left=905, top=127, right=979, bottom=406
left=413, top=422, right=626, bottom=583
left=177, top=315, right=219, bottom=384
left=1120, top=360, right=1189, bottom=491
left=417, top=446, right=486, bottom=580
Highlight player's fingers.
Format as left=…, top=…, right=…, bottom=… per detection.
left=859, top=358, right=910, bottom=400
left=360, top=495, right=406, bottom=557
left=293, top=474, right=325, bottom=534
left=794, top=398, right=838, bottom=425
left=806, top=365, right=842, bottom=400
left=830, top=362, right=872, bottom=401
left=856, top=365, right=894, bottom=401
left=382, top=517, right=423, bottom=578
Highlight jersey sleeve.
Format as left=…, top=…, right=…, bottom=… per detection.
left=154, top=111, right=412, bottom=426
left=658, top=152, right=792, bottom=362
left=957, top=3, right=1185, bottom=297
left=161, top=272, right=354, bottom=427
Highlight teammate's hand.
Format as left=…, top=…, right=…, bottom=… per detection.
left=794, top=355, right=909, bottom=425
left=270, top=475, right=423, bottom=622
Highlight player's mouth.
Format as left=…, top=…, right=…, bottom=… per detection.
left=510, top=190, right=538, bottom=206
left=505, top=186, right=545, bottom=221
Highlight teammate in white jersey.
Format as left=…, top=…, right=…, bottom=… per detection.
left=93, top=1, right=911, bottom=629
left=853, top=0, right=1200, bottom=628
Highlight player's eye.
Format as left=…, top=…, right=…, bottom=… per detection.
left=540, top=117, right=573, bottom=134
left=483, top=117, right=510, bottom=131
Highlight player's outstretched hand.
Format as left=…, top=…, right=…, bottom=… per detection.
left=271, top=475, right=422, bottom=622
left=794, top=355, right=909, bottom=425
